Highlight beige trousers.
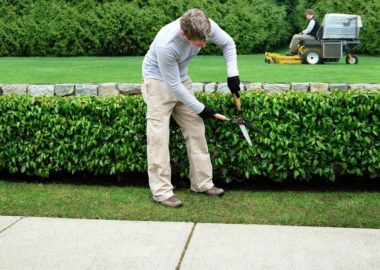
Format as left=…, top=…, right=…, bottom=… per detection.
left=141, top=78, right=214, bottom=202
left=289, top=34, right=315, bottom=54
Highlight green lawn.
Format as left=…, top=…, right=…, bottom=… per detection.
left=1, top=181, right=379, bottom=228
left=0, top=54, right=379, bottom=84
left=1, top=54, right=379, bottom=228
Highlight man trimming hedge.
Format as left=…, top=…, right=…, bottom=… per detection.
left=142, top=8, right=241, bottom=207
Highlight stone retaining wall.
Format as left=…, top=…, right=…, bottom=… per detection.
left=1, top=82, right=379, bottom=96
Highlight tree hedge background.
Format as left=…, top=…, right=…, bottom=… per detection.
left=0, top=0, right=378, bottom=56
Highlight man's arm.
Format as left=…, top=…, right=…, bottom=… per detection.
left=209, top=19, right=239, bottom=78
left=209, top=19, right=240, bottom=97
left=302, top=19, right=316, bottom=35
left=156, top=46, right=205, bottom=114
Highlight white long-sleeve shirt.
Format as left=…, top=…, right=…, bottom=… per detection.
left=302, top=19, right=316, bottom=35
left=142, top=18, right=239, bottom=114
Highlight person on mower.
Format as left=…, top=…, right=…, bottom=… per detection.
left=288, top=9, right=320, bottom=55
left=141, top=8, right=241, bottom=208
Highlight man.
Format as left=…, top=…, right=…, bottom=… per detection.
left=141, top=8, right=241, bottom=208
left=288, top=9, right=320, bottom=55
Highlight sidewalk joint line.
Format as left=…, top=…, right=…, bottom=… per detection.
left=0, top=216, right=24, bottom=235
left=176, top=222, right=197, bottom=270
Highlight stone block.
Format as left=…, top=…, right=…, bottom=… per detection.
left=191, top=83, right=204, bottom=93
left=28, top=85, right=55, bottom=96
left=291, top=83, right=309, bottom=92
left=349, top=84, right=367, bottom=90
left=263, top=83, right=290, bottom=93
left=216, top=82, right=244, bottom=93
left=217, top=82, right=229, bottom=93
left=2, top=84, right=28, bottom=95
left=244, top=82, right=262, bottom=91
left=204, top=83, right=217, bottom=93
left=329, top=83, right=348, bottom=91
left=310, top=82, right=329, bottom=92
left=55, top=84, right=75, bottom=96
left=98, top=83, right=119, bottom=96
left=75, top=84, right=98, bottom=96
left=350, top=84, right=380, bottom=91
left=118, top=84, right=141, bottom=95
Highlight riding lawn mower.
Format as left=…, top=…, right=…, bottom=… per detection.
left=265, top=13, right=362, bottom=65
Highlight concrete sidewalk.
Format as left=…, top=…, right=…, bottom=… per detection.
left=0, top=216, right=379, bottom=270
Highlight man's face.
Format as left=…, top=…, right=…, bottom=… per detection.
left=305, top=13, right=313, bottom=20
left=188, top=39, right=207, bottom=48
left=181, top=31, right=207, bottom=48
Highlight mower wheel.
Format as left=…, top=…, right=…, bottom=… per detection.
left=303, top=50, right=321, bottom=64
left=346, top=55, right=358, bottom=64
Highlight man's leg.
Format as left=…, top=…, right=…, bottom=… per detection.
left=171, top=80, right=214, bottom=193
left=289, top=34, right=315, bottom=54
left=289, top=34, right=303, bottom=54
left=142, top=78, right=176, bottom=202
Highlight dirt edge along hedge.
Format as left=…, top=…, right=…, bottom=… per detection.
left=0, top=90, right=379, bottom=182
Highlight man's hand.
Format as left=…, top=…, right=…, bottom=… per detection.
left=227, top=76, right=240, bottom=98
left=198, top=106, right=216, bottom=119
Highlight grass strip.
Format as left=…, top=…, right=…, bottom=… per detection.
left=1, top=181, right=379, bottom=228
left=0, top=54, right=379, bottom=84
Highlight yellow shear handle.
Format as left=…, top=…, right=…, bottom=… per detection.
left=214, top=93, right=241, bottom=121
left=233, top=93, right=241, bottom=111
left=214, top=113, right=229, bottom=121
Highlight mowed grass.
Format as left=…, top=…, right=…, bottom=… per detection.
left=1, top=180, right=379, bottom=228
left=1, top=54, right=379, bottom=228
left=0, top=54, right=379, bottom=84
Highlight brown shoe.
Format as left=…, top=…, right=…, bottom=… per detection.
left=159, top=196, right=183, bottom=208
left=205, top=187, right=224, bottom=196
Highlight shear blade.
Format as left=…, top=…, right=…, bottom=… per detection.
left=239, top=124, right=252, bottom=146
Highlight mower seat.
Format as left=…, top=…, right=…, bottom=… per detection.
left=298, top=25, right=323, bottom=47
left=302, top=40, right=322, bottom=47
left=316, top=25, right=324, bottom=40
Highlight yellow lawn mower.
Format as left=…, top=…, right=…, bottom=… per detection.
left=265, top=13, right=362, bottom=65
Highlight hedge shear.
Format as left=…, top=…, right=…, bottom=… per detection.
left=214, top=94, right=263, bottom=146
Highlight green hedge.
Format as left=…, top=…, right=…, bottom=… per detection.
left=1, top=0, right=379, bottom=55
left=0, top=0, right=290, bottom=56
left=1, top=91, right=379, bottom=182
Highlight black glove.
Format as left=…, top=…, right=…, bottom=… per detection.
left=198, top=106, right=216, bottom=119
left=227, top=76, right=240, bottom=98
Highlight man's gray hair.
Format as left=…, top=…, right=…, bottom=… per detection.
left=180, top=9, right=211, bottom=41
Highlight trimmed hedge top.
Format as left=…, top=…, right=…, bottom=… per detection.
left=0, top=90, right=379, bottom=182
